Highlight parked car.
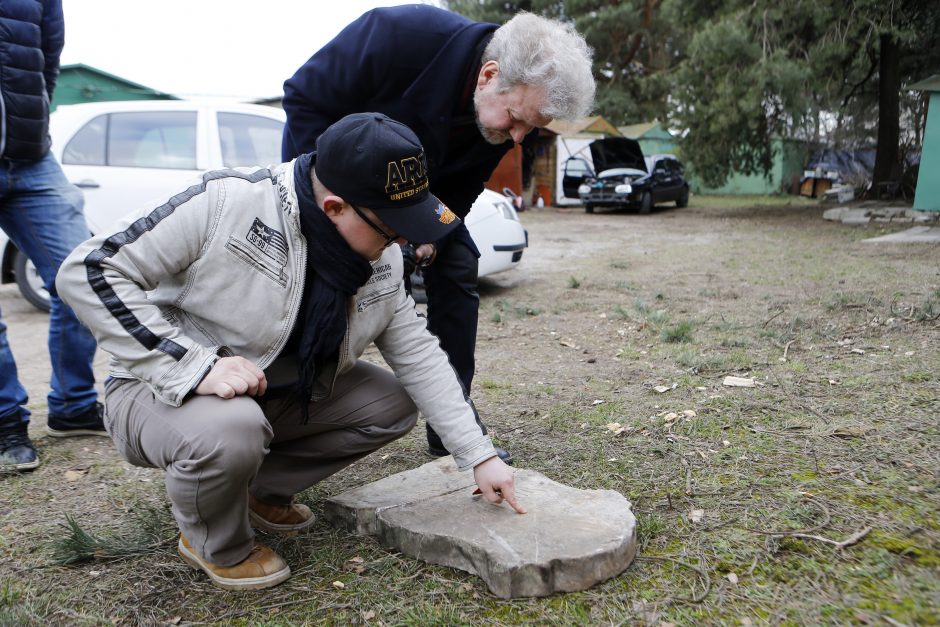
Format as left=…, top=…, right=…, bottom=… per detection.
left=567, top=137, right=689, bottom=214
left=0, top=100, right=526, bottom=311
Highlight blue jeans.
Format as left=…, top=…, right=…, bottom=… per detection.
left=0, top=152, right=98, bottom=426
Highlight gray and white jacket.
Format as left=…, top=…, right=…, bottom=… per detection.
left=56, top=160, right=496, bottom=470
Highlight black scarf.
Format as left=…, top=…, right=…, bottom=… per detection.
left=293, top=153, right=374, bottom=419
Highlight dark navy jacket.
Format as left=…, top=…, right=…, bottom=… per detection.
left=282, top=4, right=517, bottom=219
left=0, top=0, right=63, bottom=161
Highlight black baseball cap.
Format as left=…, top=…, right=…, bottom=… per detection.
left=314, top=112, right=460, bottom=244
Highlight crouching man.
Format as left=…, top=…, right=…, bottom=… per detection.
left=56, top=113, right=523, bottom=591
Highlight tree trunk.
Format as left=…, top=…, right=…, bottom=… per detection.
left=871, top=33, right=900, bottom=192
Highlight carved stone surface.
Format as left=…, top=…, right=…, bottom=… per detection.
left=324, top=457, right=637, bottom=598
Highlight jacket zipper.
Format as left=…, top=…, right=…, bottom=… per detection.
left=0, top=82, right=7, bottom=157
left=356, top=286, right=398, bottom=312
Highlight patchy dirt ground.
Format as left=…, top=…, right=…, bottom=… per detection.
left=1, top=197, right=938, bottom=625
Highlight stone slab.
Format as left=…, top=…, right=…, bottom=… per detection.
left=324, top=457, right=637, bottom=598
left=862, top=226, right=940, bottom=243
left=840, top=209, right=872, bottom=224
left=822, top=207, right=849, bottom=221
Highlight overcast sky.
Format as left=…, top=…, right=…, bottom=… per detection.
left=60, top=0, right=439, bottom=101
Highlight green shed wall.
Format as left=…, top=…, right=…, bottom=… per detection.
left=637, top=137, right=677, bottom=157
left=689, top=139, right=808, bottom=195
left=913, top=92, right=940, bottom=211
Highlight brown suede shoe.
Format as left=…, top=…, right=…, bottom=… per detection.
left=248, top=494, right=316, bottom=536
left=178, top=535, right=290, bottom=591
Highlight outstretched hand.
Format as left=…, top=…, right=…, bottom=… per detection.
left=195, top=356, right=267, bottom=399
left=473, top=456, right=526, bottom=514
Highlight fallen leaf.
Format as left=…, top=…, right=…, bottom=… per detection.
left=89, top=570, right=102, bottom=577
left=681, top=410, right=697, bottom=418
left=380, top=454, right=389, bottom=460
left=722, top=376, right=755, bottom=387
left=663, top=412, right=679, bottom=423
left=726, top=572, right=739, bottom=584
left=64, top=470, right=86, bottom=482
left=850, top=348, right=866, bottom=355
left=592, top=399, right=605, bottom=405
left=722, top=440, right=731, bottom=447
left=362, top=610, right=376, bottom=621
left=348, top=556, right=364, bottom=564
left=690, top=509, right=705, bottom=523
left=332, top=581, right=345, bottom=589
left=653, top=385, right=670, bottom=394
left=605, top=422, right=627, bottom=436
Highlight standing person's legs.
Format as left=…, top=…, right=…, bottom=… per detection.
left=0, top=153, right=100, bottom=427
left=251, top=360, right=417, bottom=505
left=0, top=305, right=36, bottom=469
left=422, top=238, right=479, bottom=395
left=104, top=378, right=272, bottom=566
left=0, top=160, right=31, bottom=434
left=421, top=237, right=503, bottom=456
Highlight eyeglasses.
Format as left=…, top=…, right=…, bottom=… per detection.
left=349, top=203, right=400, bottom=248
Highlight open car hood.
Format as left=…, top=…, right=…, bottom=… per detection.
left=589, top=138, right=647, bottom=173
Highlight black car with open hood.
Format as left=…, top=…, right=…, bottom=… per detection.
left=568, top=138, right=689, bottom=214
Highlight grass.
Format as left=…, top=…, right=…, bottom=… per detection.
left=2, top=199, right=938, bottom=624
left=661, top=321, right=694, bottom=343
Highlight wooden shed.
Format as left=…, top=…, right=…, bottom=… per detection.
left=484, top=116, right=625, bottom=205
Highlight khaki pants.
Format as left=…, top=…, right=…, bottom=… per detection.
left=103, top=360, right=417, bottom=566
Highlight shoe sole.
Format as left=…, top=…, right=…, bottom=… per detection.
left=0, top=458, right=40, bottom=472
left=177, top=538, right=290, bottom=591
left=248, top=509, right=316, bottom=537
left=46, top=427, right=108, bottom=438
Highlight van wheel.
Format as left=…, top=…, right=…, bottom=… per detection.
left=640, top=192, right=652, bottom=214
left=14, top=250, right=51, bottom=312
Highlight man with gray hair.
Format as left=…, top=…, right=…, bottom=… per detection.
left=282, top=5, right=595, bottom=462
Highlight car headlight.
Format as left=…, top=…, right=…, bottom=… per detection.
left=614, top=184, right=632, bottom=194
left=578, top=184, right=591, bottom=195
